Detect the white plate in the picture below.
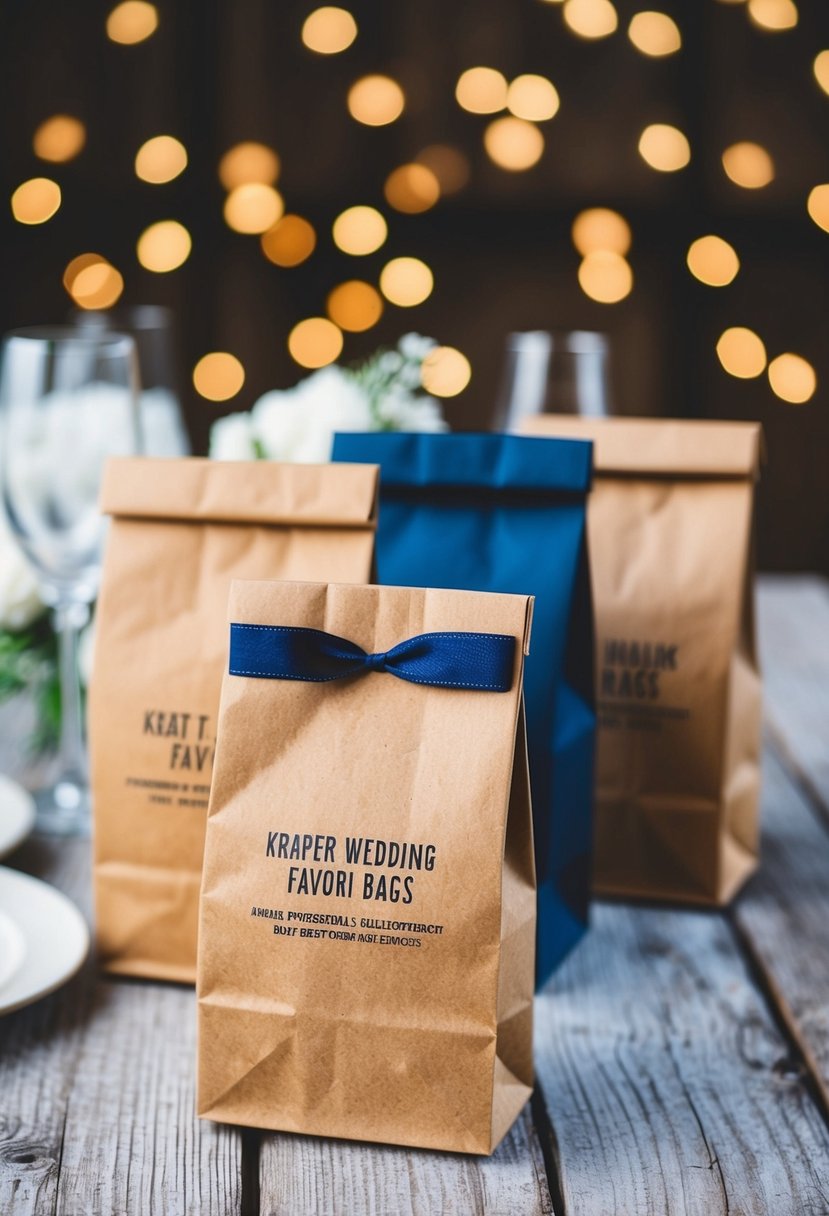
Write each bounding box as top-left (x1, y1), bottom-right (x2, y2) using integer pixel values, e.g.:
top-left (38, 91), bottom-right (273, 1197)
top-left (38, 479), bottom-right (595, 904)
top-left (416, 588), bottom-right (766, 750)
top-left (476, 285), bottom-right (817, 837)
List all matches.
top-left (0, 775), bottom-right (36, 860)
top-left (0, 867), bottom-right (89, 1016)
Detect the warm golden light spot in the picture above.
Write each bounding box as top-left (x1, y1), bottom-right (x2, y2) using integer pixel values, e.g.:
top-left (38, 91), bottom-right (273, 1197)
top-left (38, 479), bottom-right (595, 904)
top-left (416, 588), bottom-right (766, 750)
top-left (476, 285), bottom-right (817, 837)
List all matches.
top-left (421, 346), bottom-right (472, 397)
top-left (722, 141), bottom-right (774, 188)
top-left (384, 164), bottom-right (440, 214)
top-left (193, 353), bottom-right (245, 402)
top-left (224, 184), bottom-right (284, 234)
top-left (577, 252), bottom-right (633, 303)
top-left (136, 220), bottom-right (192, 272)
top-left (33, 115), bottom-right (86, 163)
top-left (332, 205), bottom-right (387, 255)
top-left (135, 135), bottom-right (187, 184)
top-left (814, 51), bottom-right (829, 96)
top-left (288, 318), bottom-right (344, 369)
top-left (455, 67), bottom-right (508, 115)
top-left (506, 75), bottom-right (560, 122)
top-left (301, 6), bottom-right (357, 54)
top-left (379, 257), bottom-right (434, 307)
top-left (768, 353), bottom-right (816, 403)
top-left (484, 117), bottom-right (544, 171)
top-left (571, 208), bottom-right (631, 256)
top-left (106, 1), bottom-right (158, 44)
top-left (347, 75), bottom-right (405, 126)
top-left (415, 145), bottom-right (470, 194)
top-left (11, 178), bottom-right (61, 225)
top-left (218, 142), bottom-right (280, 190)
top-left (638, 124), bottom-right (691, 172)
top-left (65, 256), bottom-right (125, 310)
top-left (563, 0), bottom-right (619, 39)
top-left (63, 253), bottom-right (105, 295)
top-left (261, 215), bottom-right (317, 266)
top-left (747, 0), bottom-right (798, 30)
top-left (716, 327), bottom-right (766, 378)
top-left (326, 280), bottom-right (383, 332)
top-left (628, 11), bottom-right (682, 56)
top-left (807, 184), bottom-right (829, 234)
top-left (686, 235), bottom-right (740, 286)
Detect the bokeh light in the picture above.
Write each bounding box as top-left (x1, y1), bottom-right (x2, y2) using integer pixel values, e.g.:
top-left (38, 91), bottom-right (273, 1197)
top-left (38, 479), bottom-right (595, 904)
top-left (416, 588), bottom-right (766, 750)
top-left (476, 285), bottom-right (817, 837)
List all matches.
top-left (577, 251), bottom-right (633, 303)
top-left (484, 117), bottom-right (545, 171)
top-left (814, 51), bottom-right (829, 96)
top-left (193, 353), bottom-right (245, 401)
top-left (455, 67), bottom-right (508, 115)
top-left (106, 1), bottom-right (158, 44)
top-left (384, 164), bottom-right (440, 213)
top-left (421, 346), bottom-right (472, 397)
top-left (379, 257), bottom-right (434, 307)
top-left (747, 0), bottom-right (798, 30)
top-left (807, 184), bottom-right (829, 234)
top-left (136, 220), bottom-right (192, 272)
top-left (301, 6), bottom-right (357, 54)
top-left (563, 0), bottom-right (619, 39)
top-left (347, 75), bottom-right (405, 126)
top-left (332, 205), bottom-right (387, 255)
top-left (506, 75), bottom-right (560, 122)
top-left (326, 280), bottom-right (383, 332)
top-left (686, 235), bottom-right (740, 286)
top-left (288, 318), bottom-right (344, 368)
top-left (135, 135), bottom-right (188, 184)
top-left (64, 254), bottom-right (125, 310)
top-left (218, 142), bottom-right (280, 190)
top-left (638, 124), bottom-right (691, 172)
top-left (224, 184), bottom-right (284, 233)
top-left (722, 142), bottom-right (774, 188)
top-left (416, 145), bottom-right (471, 194)
top-left (260, 215), bottom-right (317, 266)
top-left (716, 327), bottom-right (766, 378)
top-left (768, 353), bottom-right (816, 403)
top-left (11, 178), bottom-right (61, 225)
top-left (627, 11), bottom-right (682, 56)
top-left (33, 115), bottom-right (86, 163)
top-left (572, 208), bottom-right (632, 256)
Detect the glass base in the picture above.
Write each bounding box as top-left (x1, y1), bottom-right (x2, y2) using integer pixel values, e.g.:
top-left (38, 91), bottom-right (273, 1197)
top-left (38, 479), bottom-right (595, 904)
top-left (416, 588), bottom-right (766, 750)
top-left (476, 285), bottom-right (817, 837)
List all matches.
top-left (34, 778), bottom-right (90, 837)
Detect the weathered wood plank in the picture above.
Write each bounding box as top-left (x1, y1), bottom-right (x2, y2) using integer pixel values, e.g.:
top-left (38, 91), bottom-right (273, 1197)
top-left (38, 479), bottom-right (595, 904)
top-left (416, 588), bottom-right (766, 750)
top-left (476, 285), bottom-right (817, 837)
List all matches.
top-left (258, 1103), bottom-right (552, 1216)
top-left (534, 900), bottom-right (829, 1216)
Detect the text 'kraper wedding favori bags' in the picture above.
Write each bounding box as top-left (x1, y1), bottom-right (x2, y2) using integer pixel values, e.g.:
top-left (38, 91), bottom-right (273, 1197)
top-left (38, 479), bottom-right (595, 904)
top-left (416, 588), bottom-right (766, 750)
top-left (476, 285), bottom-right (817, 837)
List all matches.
top-left (522, 415), bottom-right (762, 904)
top-left (90, 457), bottom-right (377, 982)
top-left (197, 578), bottom-right (535, 1155)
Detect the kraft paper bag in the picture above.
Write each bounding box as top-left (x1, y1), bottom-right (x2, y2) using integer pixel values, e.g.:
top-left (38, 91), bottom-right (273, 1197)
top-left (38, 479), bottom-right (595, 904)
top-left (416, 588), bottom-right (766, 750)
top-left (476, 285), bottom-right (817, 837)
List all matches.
top-left (90, 457), bottom-right (377, 982)
top-left (332, 431), bottom-right (594, 984)
top-left (522, 415), bottom-right (763, 905)
top-left (197, 578), bottom-right (535, 1155)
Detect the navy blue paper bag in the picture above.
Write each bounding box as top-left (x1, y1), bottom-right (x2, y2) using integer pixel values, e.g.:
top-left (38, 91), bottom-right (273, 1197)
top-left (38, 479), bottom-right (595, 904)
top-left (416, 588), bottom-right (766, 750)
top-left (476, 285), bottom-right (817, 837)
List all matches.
top-left (332, 432), bottom-right (595, 983)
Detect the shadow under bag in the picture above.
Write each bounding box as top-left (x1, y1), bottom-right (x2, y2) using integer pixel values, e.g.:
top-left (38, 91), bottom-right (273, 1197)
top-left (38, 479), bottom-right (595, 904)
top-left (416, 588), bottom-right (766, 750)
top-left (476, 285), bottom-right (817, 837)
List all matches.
top-left (332, 432), bottom-right (595, 984)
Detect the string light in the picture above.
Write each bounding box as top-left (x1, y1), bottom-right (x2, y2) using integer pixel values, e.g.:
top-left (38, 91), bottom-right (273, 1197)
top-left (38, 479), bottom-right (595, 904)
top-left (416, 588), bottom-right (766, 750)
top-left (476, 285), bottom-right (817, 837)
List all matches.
top-left (563, 0), bottom-right (619, 40)
top-left (421, 347), bottom-right (472, 397)
top-left (379, 257), bottom-right (434, 307)
top-left (484, 117), bottom-right (544, 171)
top-left (807, 184), bottom-right (829, 234)
top-left (716, 327), bottom-right (766, 378)
top-left (747, 0), bottom-right (798, 30)
top-left (135, 135), bottom-right (187, 184)
top-left (722, 141), bottom-right (774, 188)
top-left (106, 1), bottom-right (158, 44)
top-left (577, 251), bottom-right (633, 303)
top-left (193, 353), bottom-right (245, 401)
top-left (261, 215), bottom-right (317, 266)
top-left (571, 208), bottom-right (631, 256)
top-left (384, 164), bottom-right (440, 213)
top-left (686, 235), bottom-right (740, 286)
top-left (136, 220), bottom-right (192, 272)
top-left (638, 124), bottom-right (690, 171)
top-left (455, 68), bottom-right (508, 115)
top-left (326, 281), bottom-right (383, 331)
top-left (11, 178), bottom-right (61, 225)
top-left (332, 205), bottom-right (387, 255)
top-left (627, 12), bottom-right (682, 56)
top-left (814, 51), bottom-right (829, 95)
top-left (288, 318), bottom-right (344, 368)
top-left (301, 7), bottom-right (357, 54)
top-left (768, 353), bottom-right (816, 403)
top-left (416, 145), bottom-right (471, 195)
top-left (33, 115), bottom-right (86, 163)
top-left (64, 254), bottom-right (125, 310)
top-left (224, 184), bottom-right (283, 234)
top-left (218, 143), bottom-right (280, 190)
top-left (347, 75), bottom-right (405, 126)
top-left (506, 75), bottom-right (560, 122)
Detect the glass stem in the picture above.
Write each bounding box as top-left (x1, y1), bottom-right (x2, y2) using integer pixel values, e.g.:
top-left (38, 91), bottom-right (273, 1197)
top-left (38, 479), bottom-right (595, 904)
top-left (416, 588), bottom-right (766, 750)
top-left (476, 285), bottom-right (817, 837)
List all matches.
top-left (53, 599), bottom-right (90, 784)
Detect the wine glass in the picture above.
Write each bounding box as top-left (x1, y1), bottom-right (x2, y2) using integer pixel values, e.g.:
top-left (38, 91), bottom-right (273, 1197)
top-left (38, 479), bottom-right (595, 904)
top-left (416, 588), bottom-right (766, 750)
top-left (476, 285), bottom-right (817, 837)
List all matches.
top-left (494, 330), bottom-right (614, 430)
top-left (0, 327), bottom-right (140, 834)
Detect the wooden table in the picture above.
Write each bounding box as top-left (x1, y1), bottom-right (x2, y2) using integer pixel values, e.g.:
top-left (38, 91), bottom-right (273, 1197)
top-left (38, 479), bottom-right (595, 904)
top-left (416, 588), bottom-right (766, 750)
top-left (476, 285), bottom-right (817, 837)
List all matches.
top-left (2, 576), bottom-right (829, 1215)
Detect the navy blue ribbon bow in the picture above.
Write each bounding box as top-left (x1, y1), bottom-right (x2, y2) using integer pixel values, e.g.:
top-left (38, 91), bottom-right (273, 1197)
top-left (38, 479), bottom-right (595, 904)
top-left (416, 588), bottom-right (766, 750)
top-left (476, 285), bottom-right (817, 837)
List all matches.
top-left (229, 624), bottom-right (515, 692)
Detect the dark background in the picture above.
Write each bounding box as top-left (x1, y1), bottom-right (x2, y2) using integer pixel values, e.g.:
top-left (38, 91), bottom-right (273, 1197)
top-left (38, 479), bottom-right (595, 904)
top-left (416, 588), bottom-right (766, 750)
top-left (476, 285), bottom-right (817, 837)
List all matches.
top-left (2, 0), bottom-right (828, 570)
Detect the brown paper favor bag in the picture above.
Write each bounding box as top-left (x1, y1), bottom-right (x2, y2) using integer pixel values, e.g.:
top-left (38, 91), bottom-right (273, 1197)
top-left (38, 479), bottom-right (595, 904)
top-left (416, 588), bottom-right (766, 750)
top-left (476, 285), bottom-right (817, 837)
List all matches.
top-left (90, 457), bottom-right (377, 982)
top-left (197, 578), bottom-right (535, 1155)
top-left (521, 416), bottom-right (762, 905)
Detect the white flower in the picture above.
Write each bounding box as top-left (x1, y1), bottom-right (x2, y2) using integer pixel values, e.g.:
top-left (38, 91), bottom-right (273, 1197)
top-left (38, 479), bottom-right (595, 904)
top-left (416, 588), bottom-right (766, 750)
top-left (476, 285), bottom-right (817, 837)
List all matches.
top-left (252, 366), bottom-right (373, 463)
top-left (398, 333), bottom-right (436, 362)
top-left (0, 514), bottom-right (44, 632)
top-left (208, 412), bottom-right (258, 461)
top-left (375, 385), bottom-right (448, 433)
